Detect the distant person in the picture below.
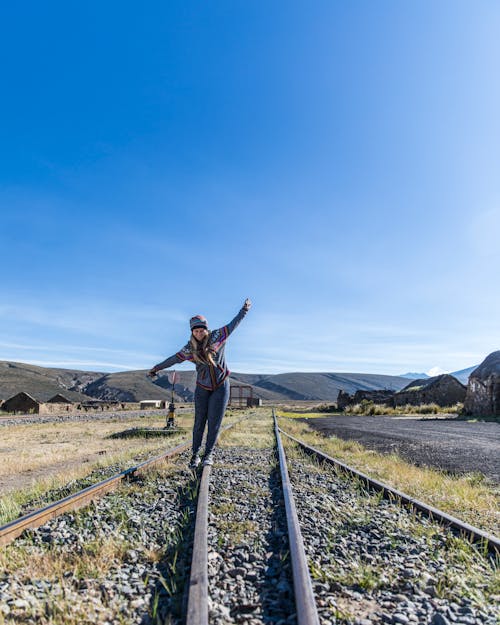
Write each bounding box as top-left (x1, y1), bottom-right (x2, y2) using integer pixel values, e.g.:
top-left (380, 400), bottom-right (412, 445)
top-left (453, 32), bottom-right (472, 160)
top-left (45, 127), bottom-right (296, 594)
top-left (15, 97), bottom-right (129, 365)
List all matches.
top-left (147, 298), bottom-right (252, 468)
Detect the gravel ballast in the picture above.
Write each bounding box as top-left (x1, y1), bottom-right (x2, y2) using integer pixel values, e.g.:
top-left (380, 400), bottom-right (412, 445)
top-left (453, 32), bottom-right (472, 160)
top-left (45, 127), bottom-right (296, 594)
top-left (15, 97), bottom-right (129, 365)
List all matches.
top-left (286, 445), bottom-right (498, 625)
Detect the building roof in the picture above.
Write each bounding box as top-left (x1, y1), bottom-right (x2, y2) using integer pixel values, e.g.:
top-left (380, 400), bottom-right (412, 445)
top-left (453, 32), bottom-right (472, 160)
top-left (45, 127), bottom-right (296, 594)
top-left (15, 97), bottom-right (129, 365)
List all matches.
top-left (47, 394), bottom-right (73, 403)
top-left (399, 374), bottom-right (466, 393)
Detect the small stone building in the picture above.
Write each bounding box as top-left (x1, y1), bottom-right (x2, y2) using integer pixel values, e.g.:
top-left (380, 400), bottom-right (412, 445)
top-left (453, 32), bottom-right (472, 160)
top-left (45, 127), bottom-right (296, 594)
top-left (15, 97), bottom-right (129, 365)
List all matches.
top-left (2, 392), bottom-right (41, 414)
top-left (140, 400), bottom-right (167, 410)
top-left (463, 350), bottom-right (500, 417)
top-left (39, 394), bottom-right (74, 414)
top-left (336, 390), bottom-right (352, 410)
top-left (1, 392), bottom-right (75, 414)
top-left (77, 400), bottom-right (124, 412)
top-left (394, 374), bottom-right (466, 407)
top-left (353, 389), bottom-right (395, 405)
top-left (336, 389), bottom-right (395, 409)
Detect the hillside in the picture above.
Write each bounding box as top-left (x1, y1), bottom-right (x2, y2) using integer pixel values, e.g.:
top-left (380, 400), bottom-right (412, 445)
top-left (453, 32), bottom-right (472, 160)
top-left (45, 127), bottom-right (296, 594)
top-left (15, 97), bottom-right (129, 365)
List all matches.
top-left (1, 360), bottom-right (411, 403)
top-left (0, 361), bottom-right (100, 402)
top-left (450, 366), bottom-right (477, 385)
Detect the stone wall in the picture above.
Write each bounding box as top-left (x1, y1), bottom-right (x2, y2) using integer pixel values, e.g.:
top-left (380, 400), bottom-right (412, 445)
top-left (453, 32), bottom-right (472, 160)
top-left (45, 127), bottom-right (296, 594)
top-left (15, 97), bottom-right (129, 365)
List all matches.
top-left (336, 389), bottom-right (395, 409)
top-left (394, 375), bottom-right (466, 407)
top-left (463, 351), bottom-right (500, 416)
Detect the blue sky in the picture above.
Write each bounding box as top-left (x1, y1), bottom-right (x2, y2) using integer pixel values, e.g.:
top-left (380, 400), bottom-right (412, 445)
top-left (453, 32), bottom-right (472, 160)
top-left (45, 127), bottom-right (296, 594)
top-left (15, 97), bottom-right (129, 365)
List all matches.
top-left (1, 1), bottom-right (499, 376)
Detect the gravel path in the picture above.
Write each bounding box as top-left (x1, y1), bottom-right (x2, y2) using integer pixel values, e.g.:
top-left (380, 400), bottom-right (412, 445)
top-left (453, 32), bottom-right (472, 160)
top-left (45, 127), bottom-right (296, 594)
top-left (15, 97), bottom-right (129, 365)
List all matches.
top-left (207, 447), bottom-right (295, 625)
top-left (1, 443), bottom-right (498, 625)
top-left (304, 416), bottom-right (500, 483)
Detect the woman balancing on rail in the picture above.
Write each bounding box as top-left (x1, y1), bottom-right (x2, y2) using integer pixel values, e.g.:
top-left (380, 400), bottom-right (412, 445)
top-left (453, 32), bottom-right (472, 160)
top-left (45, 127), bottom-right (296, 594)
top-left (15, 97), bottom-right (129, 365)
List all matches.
top-left (147, 298), bottom-right (252, 468)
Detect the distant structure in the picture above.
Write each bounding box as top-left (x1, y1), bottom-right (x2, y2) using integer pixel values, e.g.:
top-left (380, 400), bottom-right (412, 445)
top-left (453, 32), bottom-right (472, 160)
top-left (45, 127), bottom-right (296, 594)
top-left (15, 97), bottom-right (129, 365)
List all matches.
top-left (337, 375), bottom-right (466, 409)
top-left (464, 350), bottom-right (500, 416)
top-left (229, 384), bottom-right (262, 408)
top-left (394, 374), bottom-right (466, 407)
top-left (1, 392), bottom-right (74, 414)
top-left (0, 392), bottom-right (132, 415)
top-left (48, 394), bottom-right (74, 409)
top-left (337, 389), bottom-right (395, 409)
top-left (139, 400), bottom-right (167, 410)
top-left (77, 399), bottom-right (126, 412)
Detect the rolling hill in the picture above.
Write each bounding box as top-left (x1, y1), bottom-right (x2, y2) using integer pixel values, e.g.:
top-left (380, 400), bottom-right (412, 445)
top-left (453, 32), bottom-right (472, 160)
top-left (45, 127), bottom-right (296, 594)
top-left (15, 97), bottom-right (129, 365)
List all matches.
top-left (0, 361), bottom-right (100, 402)
top-left (0, 360), bottom-right (413, 404)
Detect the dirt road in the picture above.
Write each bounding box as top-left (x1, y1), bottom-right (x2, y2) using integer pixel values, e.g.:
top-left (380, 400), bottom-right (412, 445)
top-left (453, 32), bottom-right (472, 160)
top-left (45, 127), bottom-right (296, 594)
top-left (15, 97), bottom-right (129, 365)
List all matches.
top-left (303, 415), bottom-right (500, 483)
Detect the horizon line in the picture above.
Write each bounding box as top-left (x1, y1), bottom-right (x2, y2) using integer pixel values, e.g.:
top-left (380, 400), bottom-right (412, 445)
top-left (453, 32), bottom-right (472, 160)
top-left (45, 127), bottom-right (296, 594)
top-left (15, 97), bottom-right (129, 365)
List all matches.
top-left (0, 357), bottom-right (476, 378)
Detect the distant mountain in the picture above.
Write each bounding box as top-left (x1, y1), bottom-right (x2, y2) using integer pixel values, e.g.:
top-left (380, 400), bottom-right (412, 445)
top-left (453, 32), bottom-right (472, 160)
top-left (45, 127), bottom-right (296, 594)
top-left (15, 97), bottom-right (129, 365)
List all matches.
top-left (0, 360), bottom-right (411, 403)
top-left (400, 372), bottom-right (430, 380)
top-left (400, 366), bottom-right (479, 385)
top-left (450, 365), bottom-right (478, 385)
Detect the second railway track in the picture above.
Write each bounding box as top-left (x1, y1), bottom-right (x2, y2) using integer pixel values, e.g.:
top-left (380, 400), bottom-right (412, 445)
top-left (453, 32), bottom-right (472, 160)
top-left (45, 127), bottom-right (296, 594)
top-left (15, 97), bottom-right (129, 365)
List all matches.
top-left (0, 409), bottom-right (498, 625)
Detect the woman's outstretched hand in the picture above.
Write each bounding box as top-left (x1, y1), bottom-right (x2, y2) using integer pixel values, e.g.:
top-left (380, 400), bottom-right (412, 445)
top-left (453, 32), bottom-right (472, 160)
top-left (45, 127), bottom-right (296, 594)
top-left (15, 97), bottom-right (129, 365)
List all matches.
top-left (147, 368), bottom-right (158, 379)
top-left (243, 298), bottom-right (252, 311)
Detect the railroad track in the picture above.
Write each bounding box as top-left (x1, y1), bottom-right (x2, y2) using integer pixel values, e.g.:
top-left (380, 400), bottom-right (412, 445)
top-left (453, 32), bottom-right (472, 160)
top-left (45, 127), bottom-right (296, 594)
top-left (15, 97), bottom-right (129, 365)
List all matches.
top-left (185, 411), bottom-right (320, 625)
top-left (277, 427), bottom-right (500, 555)
top-left (185, 412), bottom-right (499, 624)
top-left (0, 440), bottom-right (192, 546)
top-left (1, 410), bottom-right (497, 624)
top-left (0, 417), bottom-right (246, 547)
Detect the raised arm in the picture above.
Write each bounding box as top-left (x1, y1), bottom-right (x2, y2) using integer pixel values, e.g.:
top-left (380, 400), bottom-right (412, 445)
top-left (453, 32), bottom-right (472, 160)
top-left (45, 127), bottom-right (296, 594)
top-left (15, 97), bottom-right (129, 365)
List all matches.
top-left (226, 298), bottom-right (252, 335)
top-left (210, 299), bottom-right (252, 350)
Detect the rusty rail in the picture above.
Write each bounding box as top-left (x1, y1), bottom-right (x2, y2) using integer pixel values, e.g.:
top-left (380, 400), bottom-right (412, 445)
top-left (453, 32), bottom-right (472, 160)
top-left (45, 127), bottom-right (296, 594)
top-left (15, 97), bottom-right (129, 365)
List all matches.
top-left (278, 425), bottom-right (500, 554)
top-left (273, 410), bottom-right (320, 625)
top-left (0, 441), bottom-right (191, 547)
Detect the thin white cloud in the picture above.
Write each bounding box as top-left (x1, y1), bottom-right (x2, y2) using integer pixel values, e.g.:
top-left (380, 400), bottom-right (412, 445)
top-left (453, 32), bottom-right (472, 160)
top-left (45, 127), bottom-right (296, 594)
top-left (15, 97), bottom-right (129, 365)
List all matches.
top-left (22, 359), bottom-right (139, 371)
top-left (0, 340), bottom-right (159, 360)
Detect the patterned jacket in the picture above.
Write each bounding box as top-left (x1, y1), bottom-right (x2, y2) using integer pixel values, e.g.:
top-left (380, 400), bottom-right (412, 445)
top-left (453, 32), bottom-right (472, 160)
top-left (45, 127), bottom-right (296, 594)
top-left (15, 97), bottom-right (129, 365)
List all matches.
top-left (153, 306), bottom-right (249, 390)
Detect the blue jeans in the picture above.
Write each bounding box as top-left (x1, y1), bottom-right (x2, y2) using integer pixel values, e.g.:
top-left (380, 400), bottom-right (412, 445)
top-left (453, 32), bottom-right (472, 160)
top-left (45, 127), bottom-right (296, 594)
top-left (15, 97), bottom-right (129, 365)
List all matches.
top-left (193, 379), bottom-right (230, 456)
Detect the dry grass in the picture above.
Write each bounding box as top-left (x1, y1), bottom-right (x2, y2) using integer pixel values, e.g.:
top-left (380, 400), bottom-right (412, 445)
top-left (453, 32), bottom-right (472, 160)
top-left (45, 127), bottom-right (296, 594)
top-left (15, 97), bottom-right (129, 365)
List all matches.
top-left (0, 414), bottom-right (192, 478)
top-left (278, 415), bottom-right (500, 536)
top-left (218, 408), bottom-right (275, 448)
top-left (343, 401), bottom-right (463, 416)
top-left (0, 533), bottom-right (130, 580)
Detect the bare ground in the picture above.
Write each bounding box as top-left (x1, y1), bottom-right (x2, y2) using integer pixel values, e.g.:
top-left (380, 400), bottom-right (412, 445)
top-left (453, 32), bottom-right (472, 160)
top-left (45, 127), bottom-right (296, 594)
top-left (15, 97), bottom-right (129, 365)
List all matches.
top-left (0, 451), bottom-right (112, 495)
top-left (303, 415), bottom-right (500, 483)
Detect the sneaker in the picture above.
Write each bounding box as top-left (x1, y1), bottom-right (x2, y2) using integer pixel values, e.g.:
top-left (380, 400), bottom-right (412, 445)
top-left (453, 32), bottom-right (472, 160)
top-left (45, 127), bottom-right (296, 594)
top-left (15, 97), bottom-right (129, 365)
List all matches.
top-left (203, 452), bottom-right (214, 466)
top-left (189, 454), bottom-right (201, 469)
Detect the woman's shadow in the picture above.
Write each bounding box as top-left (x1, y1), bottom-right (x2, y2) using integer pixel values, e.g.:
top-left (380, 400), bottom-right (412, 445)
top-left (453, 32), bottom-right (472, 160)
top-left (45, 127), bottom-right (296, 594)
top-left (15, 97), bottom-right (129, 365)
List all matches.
top-left (142, 471), bottom-right (199, 625)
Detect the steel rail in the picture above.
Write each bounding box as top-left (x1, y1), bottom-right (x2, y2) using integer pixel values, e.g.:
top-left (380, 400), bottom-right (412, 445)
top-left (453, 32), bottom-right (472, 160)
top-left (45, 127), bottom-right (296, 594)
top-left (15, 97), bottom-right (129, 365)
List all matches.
top-left (186, 464), bottom-right (211, 625)
top-left (0, 440), bottom-right (191, 547)
top-left (279, 426), bottom-right (500, 554)
top-left (273, 410), bottom-right (320, 625)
